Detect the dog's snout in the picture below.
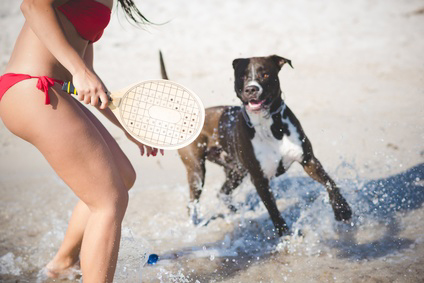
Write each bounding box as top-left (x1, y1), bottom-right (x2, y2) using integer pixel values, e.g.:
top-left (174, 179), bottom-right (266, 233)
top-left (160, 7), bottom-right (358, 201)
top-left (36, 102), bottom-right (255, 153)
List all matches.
top-left (244, 85), bottom-right (259, 95)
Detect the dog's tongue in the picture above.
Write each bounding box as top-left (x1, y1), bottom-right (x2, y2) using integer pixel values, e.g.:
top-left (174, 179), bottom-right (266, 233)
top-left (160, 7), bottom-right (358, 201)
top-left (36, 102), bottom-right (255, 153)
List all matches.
top-left (247, 100), bottom-right (264, 111)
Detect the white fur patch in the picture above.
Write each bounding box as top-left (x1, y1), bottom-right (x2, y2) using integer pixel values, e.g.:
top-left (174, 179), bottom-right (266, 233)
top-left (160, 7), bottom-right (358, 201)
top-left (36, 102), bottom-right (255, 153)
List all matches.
top-left (248, 107), bottom-right (304, 179)
top-left (247, 64), bottom-right (263, 95)
top-left (246, 80), bottom-right (263, 95)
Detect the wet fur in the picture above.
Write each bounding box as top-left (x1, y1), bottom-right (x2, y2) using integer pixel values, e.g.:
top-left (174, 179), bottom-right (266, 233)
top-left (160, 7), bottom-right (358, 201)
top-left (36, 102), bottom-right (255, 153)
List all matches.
top-left (162, 52), bottom-right (352, 236)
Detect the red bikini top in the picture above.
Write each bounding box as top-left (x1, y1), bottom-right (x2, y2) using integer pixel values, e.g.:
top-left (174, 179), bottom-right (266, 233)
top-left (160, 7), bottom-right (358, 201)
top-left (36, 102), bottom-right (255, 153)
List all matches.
top-left (57, 0), bottom-right (111, 43)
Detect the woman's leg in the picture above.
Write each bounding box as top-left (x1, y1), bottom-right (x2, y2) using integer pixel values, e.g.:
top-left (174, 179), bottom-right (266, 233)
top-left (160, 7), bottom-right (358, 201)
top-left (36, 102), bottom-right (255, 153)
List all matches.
top-left (46, 102), bottom-right (137, 276)
top-left (46, 200), bottom-right (88, 276)
top-left (0, 80), bottom-right (130, 282)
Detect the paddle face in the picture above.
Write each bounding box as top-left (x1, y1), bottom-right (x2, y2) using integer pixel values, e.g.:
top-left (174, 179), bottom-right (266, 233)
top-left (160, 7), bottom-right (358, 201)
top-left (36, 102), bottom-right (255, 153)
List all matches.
top-left (113, 80), bottom-right (205, 150)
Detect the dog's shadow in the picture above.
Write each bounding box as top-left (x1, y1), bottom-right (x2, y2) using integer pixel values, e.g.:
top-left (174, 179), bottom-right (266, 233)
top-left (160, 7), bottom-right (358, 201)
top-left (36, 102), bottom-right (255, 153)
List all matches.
top-left (155, 162), bottom-right (424, 281)
top-left (325, 162), bottom-right (424, 260)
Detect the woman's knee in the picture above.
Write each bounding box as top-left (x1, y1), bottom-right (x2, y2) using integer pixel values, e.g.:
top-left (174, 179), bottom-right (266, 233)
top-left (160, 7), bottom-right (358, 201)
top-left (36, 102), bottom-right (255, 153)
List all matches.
top-left (93, 189), bottom-right (129, 221)
top-left (102, 157), bottom-right (135, 191)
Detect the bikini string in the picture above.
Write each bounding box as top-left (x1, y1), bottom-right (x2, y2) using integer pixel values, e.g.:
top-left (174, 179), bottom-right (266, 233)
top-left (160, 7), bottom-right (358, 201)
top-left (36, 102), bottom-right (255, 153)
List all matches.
top-left (35, 76), bottom-right (64, 105)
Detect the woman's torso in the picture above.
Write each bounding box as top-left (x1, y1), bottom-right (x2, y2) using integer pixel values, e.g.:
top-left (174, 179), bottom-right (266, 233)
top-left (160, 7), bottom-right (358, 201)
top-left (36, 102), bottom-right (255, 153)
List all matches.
top-left (4, 0), bottom-right (113, 81)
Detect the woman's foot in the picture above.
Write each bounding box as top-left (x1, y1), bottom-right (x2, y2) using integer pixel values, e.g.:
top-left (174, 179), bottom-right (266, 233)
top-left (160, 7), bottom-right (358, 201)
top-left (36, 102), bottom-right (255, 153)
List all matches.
top-left (45, 257), bottom-right (81, 279)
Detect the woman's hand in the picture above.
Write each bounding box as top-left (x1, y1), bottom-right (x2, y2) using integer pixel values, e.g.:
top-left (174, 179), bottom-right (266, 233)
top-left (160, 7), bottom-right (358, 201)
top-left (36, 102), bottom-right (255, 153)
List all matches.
top-left (72, 69), bottom-right (109, 109)
top-left (125, 132), bottom-right (164, 157)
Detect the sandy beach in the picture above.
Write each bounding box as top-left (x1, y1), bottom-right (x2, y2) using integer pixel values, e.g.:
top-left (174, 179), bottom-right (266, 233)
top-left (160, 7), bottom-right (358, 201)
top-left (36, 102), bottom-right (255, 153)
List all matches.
top-left (1, 0), bottom-right (424, 282)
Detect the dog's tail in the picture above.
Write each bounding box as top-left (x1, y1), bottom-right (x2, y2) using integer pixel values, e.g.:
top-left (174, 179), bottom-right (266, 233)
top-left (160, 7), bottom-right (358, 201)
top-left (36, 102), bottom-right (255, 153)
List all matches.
top-left (159, 50), bottom-right (169, 80)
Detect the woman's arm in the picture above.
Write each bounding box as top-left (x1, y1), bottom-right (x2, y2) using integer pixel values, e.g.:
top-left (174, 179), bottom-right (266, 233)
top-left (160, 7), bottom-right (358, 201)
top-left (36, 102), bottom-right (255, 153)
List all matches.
top-left (83, 44), bottom-right (162, 156)
top-left (20, 0), bottom-right (108, 108)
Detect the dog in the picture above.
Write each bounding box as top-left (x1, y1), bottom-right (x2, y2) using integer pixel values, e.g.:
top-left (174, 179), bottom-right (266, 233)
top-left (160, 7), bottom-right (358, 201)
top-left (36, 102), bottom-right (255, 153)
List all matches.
top-left (162, 53), bottom-right (352, 236)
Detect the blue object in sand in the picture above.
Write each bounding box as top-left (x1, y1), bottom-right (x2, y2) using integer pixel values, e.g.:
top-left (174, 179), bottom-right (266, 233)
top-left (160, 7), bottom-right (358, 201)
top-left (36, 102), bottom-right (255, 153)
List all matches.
top-left (147, 254), bottom-right (159, 265)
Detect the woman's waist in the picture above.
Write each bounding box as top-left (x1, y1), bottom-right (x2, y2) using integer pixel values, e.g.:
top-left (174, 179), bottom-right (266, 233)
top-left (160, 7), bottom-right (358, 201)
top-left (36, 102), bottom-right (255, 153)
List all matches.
top-left (5, 55), bottom-right (73, 82)
top-left (4, 65), bottom-right (72, 83)
top-left (3, 23), bottom-right (85, 82)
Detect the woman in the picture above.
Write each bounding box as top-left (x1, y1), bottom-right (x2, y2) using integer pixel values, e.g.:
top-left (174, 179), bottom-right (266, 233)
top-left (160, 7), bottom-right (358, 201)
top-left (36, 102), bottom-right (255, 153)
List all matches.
top-left (0, 0), bottom-right (160, 281)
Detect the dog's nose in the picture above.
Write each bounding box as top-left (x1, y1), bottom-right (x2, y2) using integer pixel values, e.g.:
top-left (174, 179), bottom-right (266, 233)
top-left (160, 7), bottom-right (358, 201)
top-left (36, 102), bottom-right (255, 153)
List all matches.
top-left (244, 85), bottom-right (259, 95)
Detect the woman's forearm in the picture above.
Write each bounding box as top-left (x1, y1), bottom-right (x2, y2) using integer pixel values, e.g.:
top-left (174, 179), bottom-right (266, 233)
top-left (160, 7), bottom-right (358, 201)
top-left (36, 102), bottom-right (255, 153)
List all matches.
top-left (82, 44), bottom-right (124, 130)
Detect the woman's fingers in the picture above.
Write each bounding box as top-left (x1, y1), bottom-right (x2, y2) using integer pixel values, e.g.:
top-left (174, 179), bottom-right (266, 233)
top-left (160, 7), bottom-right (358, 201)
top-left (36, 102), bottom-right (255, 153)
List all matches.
top-left (77, 92), bottom-right (85, 101)
top-left (90, 94), bottom-right (99, 106)
top-left (124, 128), bottom-right (164, 157)
top-left (72, 72), bottom-right (108, 108)
top-left (83, 93), bottom-right (91, 104)
top-left (99, 91), bottom-right (109, 109)
top-left (75, 88), bottom-right (108, 108)
top-left (145, 147), bottom-right (163, 157)
top-left (145, 146), bottom-right (153, 157)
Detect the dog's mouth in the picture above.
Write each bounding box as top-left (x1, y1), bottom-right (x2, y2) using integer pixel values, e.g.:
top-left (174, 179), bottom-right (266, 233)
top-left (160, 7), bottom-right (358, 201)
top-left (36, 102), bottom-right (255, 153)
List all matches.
top-left (246, 99), bottom-right (266, 112)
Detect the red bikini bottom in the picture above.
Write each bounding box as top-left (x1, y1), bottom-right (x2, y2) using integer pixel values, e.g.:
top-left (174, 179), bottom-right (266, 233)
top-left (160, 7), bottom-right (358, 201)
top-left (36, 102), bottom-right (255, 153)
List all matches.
top-left (0, 73), bottom-right (64, 105)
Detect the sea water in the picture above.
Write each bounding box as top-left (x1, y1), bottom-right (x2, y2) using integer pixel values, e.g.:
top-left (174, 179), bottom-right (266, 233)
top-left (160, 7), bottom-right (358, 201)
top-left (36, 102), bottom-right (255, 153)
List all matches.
top-left (113, 162), bottom-right (424, 282)
top-left (1, 162), bottom-right (423, 282)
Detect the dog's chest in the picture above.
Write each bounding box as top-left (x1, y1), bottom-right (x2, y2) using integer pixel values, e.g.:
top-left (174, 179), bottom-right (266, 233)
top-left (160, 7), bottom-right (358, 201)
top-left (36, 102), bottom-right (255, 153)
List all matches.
top-left (249, 113), bottom-right (304, 178)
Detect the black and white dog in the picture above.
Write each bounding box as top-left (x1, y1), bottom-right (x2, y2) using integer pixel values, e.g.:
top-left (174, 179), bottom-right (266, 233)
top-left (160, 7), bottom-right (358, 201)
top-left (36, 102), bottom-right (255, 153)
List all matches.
top-left (175, 55), bottom-right (352, 236)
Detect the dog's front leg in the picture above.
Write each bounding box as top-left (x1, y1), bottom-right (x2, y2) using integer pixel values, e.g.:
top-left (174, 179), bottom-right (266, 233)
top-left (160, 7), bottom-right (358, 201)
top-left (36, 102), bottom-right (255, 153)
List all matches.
top-left (250, 173), bottom-right (289, 236)
top-left (302, 157), bottom-right (352, 222)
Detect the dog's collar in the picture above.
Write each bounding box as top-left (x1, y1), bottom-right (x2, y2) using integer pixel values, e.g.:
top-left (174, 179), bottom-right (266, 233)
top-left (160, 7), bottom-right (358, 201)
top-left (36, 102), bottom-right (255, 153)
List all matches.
top-left (241, 106), bottom-right (254, 128)
top-left (241, 101), bottom-right (285, 128)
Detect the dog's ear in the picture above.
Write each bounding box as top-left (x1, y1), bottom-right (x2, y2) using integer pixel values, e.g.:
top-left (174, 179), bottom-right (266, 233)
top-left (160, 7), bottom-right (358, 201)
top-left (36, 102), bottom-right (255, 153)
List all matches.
top-left (232, 58), bottom-right (248, 70)
top-left (271, 55), bottom-right (293, 70)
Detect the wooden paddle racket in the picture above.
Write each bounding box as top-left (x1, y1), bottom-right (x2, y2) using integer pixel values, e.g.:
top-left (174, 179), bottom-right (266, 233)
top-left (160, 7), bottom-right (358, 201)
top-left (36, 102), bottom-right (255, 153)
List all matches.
top-left (63, 80), bottom-right (205, 150)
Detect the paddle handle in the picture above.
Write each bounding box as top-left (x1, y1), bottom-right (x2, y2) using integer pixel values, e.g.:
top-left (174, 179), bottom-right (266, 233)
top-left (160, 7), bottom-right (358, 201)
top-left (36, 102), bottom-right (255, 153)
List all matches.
top-left (62, 82), bottom-right (112, 102)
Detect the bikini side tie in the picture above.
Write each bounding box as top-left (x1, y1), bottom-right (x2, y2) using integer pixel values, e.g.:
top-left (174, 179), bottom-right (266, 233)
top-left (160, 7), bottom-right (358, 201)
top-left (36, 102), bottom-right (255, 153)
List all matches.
top-left (35, 76), bottom-right (64, 105)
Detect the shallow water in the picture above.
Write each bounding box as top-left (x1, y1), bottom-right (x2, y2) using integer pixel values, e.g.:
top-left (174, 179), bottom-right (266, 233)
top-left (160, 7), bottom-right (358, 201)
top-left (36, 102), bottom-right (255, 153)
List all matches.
top-left (1, 162), bottom-right (423, 282)
top-left (1, 0), bottom-right (424, 281)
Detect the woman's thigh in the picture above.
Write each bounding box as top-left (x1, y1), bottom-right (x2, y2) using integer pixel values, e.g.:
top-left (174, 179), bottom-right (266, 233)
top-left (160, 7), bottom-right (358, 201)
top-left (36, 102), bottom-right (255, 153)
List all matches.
top-left (0, 79), bottom-right (127, 210)
top-left (73, 102), bottom-right (136, 190)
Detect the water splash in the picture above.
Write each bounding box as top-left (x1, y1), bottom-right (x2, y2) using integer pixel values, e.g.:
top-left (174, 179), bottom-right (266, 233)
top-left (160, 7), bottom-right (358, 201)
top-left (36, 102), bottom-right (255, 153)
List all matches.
top-left (140, 162), bottom-right (424, 272)
top-left (114, 227), bottom-right (152, 282)
top-left (0, 252), bottom-right (26, 276)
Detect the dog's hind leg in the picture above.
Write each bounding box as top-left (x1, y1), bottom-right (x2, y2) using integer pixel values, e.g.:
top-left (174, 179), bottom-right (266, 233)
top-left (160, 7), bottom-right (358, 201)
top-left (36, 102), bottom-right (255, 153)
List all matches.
top-left (218, 167), bottom-right (247, 212)
top-left (178, 144), bottom-right (207, 225)
top-left (302, 157), bottom-right (352, 222)
top-left (186, 169), bottom-right (204, 225)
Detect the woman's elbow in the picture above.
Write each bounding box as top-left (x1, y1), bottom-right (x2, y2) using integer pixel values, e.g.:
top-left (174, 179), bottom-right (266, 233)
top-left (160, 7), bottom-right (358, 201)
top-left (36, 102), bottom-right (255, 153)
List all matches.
top-left (20, 0), bottom-right (43, 17)
top-left (20, 0), bottom-right (31, 14)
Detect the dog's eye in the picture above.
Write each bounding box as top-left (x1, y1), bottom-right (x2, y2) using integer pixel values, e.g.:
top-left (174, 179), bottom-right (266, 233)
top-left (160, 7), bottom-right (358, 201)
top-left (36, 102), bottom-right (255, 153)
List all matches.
top-left (263, 73), bottom-right (269, 79)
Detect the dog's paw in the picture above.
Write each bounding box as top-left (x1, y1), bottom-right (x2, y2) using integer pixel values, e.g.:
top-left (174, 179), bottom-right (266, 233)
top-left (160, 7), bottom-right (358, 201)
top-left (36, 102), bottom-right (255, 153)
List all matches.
top-left (217, 193), bottom-right (238, 213)
top-left (227, 204), bottom-right (238, 213)
top-left (190, 214), bottom-right (201, 226)
top-left (274, 222), bottom-right (290, 237)
top-left (187, 201), bottom-right (201, 225)
top-left (332, 195), bottom-right (353, 222)
top-left (277, 228), bottom-right (304, 253)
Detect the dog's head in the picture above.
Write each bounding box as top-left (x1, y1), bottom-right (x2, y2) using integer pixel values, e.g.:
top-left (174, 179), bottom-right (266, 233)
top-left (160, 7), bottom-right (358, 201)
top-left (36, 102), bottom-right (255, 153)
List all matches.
top-left (232, 55), bottom-right (292, 112)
